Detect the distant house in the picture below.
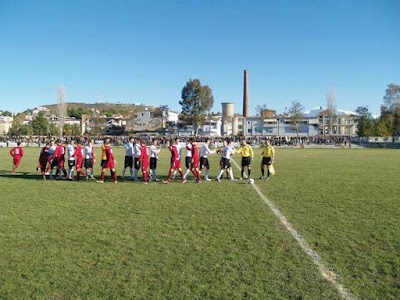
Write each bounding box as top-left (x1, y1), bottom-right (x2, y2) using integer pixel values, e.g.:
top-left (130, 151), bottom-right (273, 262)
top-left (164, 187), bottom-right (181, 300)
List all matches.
top-left (0, 115), bottom-right (13, 135)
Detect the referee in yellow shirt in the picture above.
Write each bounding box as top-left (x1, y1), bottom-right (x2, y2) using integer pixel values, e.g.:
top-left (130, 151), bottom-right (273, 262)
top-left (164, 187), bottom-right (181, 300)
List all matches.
top-left (260, 139), bottom-right (275, 180)
top-left (236, 139), bottom-right (254, 182)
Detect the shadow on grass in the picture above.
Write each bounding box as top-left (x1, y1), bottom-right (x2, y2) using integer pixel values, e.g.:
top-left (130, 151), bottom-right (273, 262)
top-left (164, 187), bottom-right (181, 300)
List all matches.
top-left (0, 169), bottom-right (173, 183)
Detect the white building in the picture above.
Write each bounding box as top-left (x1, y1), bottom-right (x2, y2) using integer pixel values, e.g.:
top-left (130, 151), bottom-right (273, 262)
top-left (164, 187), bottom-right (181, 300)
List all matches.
top-left (0, 116), bottom-right (13, 134)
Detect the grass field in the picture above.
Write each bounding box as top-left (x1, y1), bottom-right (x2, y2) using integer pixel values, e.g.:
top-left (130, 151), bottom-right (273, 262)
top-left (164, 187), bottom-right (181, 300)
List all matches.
top-left (0, 146), bottom-right (399, 299)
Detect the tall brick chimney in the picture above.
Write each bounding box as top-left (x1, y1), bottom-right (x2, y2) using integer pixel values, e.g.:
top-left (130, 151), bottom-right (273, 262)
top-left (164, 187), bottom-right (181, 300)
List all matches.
top-left (243, 69), bottom-right (249, 117)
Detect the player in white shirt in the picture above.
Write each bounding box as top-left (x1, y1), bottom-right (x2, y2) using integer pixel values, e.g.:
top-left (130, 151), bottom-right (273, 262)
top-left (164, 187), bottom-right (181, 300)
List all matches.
top-left (216, 139), bottom-right (236, 182)
top-left (149, 139), bottom-right (161, 181)
top-left (171, 139), bottom-right (183, 180)
top-left (183, 141), bottom-right (192, 180)
top-left (199, 138), bottom-right (216, 181)
top-left (84, 140), bottom-right (96, 180)
top-left (67, 140), bottom-right (75, 180)
top-left (122, 137), bottom-right (134, 180)
top-left (47, 140), bottom-right (57, 179)
top-left (133, 138), bottom-right (142, 181)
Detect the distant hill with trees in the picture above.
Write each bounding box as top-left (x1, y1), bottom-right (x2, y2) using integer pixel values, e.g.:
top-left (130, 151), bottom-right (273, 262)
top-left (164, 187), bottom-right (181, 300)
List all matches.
top-left (25, 102), bottom-right (146, 119)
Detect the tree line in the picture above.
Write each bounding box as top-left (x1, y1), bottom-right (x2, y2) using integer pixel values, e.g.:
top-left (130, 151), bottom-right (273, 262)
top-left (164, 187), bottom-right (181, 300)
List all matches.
top-left (355, 84), bottom-right (400, 137)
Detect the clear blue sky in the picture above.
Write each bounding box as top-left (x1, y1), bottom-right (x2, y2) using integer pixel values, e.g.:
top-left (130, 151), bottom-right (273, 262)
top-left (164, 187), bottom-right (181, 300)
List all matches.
top-left (1, 0), bottom-right (399, 116)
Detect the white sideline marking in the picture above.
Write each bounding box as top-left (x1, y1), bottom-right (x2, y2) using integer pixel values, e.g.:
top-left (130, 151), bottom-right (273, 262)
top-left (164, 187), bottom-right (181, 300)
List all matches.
top-left (231, 159), bottom-right (354, 300)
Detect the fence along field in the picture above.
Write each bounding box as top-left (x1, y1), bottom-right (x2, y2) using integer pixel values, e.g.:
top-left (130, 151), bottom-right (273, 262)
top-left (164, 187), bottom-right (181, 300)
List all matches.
top-left (0, 147), bottom-right (398, 299)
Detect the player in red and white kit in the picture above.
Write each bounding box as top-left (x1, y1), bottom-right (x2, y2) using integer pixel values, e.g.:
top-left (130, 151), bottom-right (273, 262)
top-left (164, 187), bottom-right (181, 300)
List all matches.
top-left (53, 139), bottom-right (67, 179)
top-left (189, 138), bottom-right (202, 184)
top-left (138, 139), bottom-right (150, 184)
top-left (38, 142), bottom-right (50, 180)
top-left (163, 138), bottom-right (185, 184)
top-left (97, 138), bottom-right (117, 183)
top-left (9, 142), bottom-right (24, 174)
top-left (72, 141), bottom-right (87, 181)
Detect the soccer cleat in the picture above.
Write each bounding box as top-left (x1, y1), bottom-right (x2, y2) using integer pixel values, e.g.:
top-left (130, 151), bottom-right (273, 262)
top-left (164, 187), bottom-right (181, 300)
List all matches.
top-left (259, 176), bottom-right (265, 179)
top-left (217, 177), bottom-right (221, 182)
top-left (143, 181), bottom-right (148, 184)
top-left (181, 180), bottom-right (187, 184)
top-left (205, 177), bottom-right (212, 181)
top-left (265, 177), bottom-right (270, 181)
top-left (163, 180), bottom-right (169, 184)
top-left (90, 176), bottom-right (95, 180)
top-left (238, 177), bottom-right (243, 180)
top-left (114, 181), bottom-right (118, 184)
top-left (96, 180), bottom-right (104, 183)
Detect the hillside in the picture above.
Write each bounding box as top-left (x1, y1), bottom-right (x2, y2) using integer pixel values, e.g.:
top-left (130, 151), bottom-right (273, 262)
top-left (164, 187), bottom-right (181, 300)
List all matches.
top-left (26, 102), bottom-right (147, 118)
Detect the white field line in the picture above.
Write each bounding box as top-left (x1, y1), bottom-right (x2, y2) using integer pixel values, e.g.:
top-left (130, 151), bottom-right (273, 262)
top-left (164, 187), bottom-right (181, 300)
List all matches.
top-left (231, 159), bottom-right (354, 300)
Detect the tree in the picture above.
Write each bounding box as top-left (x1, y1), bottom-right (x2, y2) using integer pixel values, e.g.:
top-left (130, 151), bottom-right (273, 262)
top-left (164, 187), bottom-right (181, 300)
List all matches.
top-left (63, 124), bottom-right (81, 136)
top-left (255, 104), bottom-right (268, 116)
top-left (1, 111), bottom-right (13, 117)
top-left (31, 111), bottom-right (51, 135)
top-left (68, 107), bottom-right (90, 119)
top-left (19, 124), bottom-right (34, 136)
top-left (9, 115), bottom-right (23, 135)
top-left (288, 100), bottom-right (305, 141)
top-left (326, 88), bottom-right (337, 135)
top-left (179, 79), bottom-right (214, 135)
top-left (57, 85), bottom-right (67, 137)
top-left (355, 106), bottom-right (375, 137)
top-left (381, 83), bottom-right (400, 137)
top-left (383, 83), bottom-right (400, 111)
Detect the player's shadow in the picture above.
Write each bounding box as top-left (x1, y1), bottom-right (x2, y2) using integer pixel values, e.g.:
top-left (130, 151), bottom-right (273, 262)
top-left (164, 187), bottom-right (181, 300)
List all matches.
top-left (0, 170), bottom-right (171, 182)
top-left (0, 170), bottom-right (46, 180)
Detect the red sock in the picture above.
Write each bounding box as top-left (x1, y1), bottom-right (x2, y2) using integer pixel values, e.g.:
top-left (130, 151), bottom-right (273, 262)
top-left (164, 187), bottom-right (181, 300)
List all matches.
top-left (143, 172), bottom-right (147, 182)
top-left (100, 171), bottom-right (105, 181)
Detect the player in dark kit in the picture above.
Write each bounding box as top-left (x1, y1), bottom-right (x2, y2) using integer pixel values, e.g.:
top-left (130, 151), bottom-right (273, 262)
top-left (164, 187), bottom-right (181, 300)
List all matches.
top-left (38, 142), bottom-right (50, 180)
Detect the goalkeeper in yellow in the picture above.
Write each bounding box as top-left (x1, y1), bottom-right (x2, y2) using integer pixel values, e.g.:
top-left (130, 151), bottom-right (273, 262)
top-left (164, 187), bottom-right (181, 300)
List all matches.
top-left (260, 139), bottom-right (275, 180)
top-left (236, 139), bottom-right (254, 182)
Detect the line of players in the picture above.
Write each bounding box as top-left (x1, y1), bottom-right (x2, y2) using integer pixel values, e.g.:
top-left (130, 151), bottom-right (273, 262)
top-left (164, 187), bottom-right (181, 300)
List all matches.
top-left (120, 136), bottom-right (275, 184)
top-left (28, 136), bottom-right (275, 183)
top-left (37, 138), bottom-right (97, 181)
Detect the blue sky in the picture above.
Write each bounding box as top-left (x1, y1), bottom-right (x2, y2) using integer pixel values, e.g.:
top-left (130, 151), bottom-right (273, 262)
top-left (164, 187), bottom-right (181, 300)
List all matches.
top-left (1, 0), bottom-right (399, 116)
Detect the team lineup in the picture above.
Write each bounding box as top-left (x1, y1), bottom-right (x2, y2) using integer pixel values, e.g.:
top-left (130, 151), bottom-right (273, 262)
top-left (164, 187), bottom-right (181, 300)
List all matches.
top-left (9, 137), bottom-right (276, 184)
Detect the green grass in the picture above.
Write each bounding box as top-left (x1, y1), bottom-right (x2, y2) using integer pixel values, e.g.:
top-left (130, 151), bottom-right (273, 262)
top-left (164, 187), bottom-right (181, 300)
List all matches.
top-left (0, 147), bottom-right (399, 299)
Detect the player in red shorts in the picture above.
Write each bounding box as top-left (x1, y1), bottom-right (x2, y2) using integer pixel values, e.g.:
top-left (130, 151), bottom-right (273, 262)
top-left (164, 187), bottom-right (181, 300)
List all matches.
top-left (72, 141), bottom-right (87, 181)
top-left (9, 142), bottom-right (24, 174)
top-left (97, 138), bottom-right (117, 183)
top-left (189, 138), bottom-right (202, 183)
top-left (138, 139), bottom-right (150, 184)
top-left (53, 139), bottom-right (68, 178)
top-left (38, 142), bottom-right (50, 180)
top-left (163, 138), bottom-right (185, 184)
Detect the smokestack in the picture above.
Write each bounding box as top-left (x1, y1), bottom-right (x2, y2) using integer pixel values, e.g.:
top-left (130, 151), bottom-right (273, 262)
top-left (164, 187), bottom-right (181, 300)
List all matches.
top-left (243, 69), bottom-right (249, 117)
